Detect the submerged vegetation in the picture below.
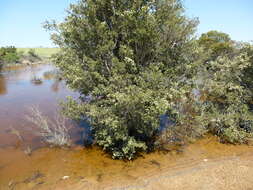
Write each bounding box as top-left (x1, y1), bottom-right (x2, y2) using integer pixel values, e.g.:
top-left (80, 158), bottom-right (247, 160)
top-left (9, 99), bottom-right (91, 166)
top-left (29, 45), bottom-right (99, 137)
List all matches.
top-left (30, 76), bottom-right (43, 85)
top-left (26, 106), bottom-right (71, 147)
top-left (44, 0), bottom-right (253, 159)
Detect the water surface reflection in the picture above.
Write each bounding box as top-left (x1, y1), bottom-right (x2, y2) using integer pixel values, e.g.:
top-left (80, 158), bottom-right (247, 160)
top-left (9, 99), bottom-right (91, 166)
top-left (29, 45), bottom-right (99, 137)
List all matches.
top-left (0, 64), bottom-right (80, 148)
top-left (0, 74), bottom-right (7, 95)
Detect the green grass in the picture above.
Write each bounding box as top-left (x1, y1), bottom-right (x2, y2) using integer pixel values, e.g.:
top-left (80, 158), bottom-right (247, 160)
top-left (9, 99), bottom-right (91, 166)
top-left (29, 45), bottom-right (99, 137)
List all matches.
top-left (17, 48), bottom-right (60, 58)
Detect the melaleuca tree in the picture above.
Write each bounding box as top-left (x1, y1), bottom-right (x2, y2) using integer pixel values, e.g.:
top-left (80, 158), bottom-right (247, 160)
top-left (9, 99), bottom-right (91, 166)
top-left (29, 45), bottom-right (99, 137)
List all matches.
top-left (196, 54), bottom-right (253, 144)
top-left (45, 0), bottom-right (198, 159)
top-left (194, 32), bottom-right (253, 144)
top-left (236, 43), bottom-right (253, 114)
top-left (198, 30), bottom-right (235, 60)
top-left (156, 47), bottom-right (253, 146)
top-left (240, 43), bottom-right (253, 91)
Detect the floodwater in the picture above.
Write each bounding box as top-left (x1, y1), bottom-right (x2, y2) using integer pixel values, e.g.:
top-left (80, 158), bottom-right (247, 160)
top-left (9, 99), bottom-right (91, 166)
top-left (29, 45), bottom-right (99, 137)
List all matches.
top-left (0, 64), bottom-right (80, 149)
top-left (1, 64), bottom-right (253, 190)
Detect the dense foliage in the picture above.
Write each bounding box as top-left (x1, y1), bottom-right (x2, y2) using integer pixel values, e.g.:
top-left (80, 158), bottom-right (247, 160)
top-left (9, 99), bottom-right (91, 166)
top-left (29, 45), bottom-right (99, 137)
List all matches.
top-left (198, 30), bottom-right (235, 59)
top-left (0, 46), bottom-right (20, 67)
top-left (240, 44), bottom-right (253, 93)
top-left (46, 0), bottom-right (253, 159)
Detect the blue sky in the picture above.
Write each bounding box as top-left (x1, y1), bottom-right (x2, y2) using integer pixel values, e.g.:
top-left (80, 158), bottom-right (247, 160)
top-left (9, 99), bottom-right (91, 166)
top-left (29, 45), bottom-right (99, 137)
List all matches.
top-left (0, 0), bottom-right (252, 47)
top-left (184, 0), bottom-right (253, 42)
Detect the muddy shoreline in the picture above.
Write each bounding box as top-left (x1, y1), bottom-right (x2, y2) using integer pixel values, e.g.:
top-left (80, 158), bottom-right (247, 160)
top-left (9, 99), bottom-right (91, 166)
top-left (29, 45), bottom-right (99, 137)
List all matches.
top-left (1, 59), bottom-right (49, 70)
top-left (1, 137), bottom-right (253, 190)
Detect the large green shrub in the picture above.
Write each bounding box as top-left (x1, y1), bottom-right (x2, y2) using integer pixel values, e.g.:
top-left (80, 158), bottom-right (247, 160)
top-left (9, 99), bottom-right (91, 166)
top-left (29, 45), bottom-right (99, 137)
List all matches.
top-left (197, 55), bottom-right (253, 143)
top-left (156, 50), bottom-right (253, 146)
top-left (46, 0), bottom-right (198, 159)
top-left (46, 0), bottom-right (253, 159)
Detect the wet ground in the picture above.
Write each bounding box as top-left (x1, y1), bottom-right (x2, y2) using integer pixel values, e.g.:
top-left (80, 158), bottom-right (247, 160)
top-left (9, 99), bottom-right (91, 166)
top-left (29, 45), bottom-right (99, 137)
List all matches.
top-left (1, 65), bottom-right (253, 190)
top-left (1, 137), bottom-right (253, 190)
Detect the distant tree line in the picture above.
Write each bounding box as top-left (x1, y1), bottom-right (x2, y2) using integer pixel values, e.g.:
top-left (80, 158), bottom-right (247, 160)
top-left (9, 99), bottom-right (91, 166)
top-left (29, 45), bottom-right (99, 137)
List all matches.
top-left (0, 46), bottom-right (41, 70)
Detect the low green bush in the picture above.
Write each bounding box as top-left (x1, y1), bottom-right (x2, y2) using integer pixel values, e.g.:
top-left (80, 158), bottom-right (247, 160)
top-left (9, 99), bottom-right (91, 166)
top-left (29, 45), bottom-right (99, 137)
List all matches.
top-left (25, 49), bottom-right (42, 62)
top-left (0, 46), bottom-right (20, 64)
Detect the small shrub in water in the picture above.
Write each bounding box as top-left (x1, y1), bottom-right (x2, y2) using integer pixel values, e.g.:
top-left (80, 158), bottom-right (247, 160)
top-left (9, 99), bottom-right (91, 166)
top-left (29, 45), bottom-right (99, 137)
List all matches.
top-left (31, 76), bottom-right (43, 85)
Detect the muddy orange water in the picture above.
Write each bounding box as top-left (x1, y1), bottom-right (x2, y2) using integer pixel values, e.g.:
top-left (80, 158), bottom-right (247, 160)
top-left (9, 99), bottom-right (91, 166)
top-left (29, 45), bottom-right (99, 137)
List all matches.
top-left (1, 65), bottom-right (253, 190)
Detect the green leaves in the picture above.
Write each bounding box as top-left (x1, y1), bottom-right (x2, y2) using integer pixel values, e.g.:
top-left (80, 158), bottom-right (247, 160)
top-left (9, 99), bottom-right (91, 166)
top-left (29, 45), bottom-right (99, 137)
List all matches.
top-left (198, 30), bottom-right (235, 60)
top-left (0, 46), bottom-right (20, 64)
top-left (191, 52), bottom-right (253, 144)
top-left (47, 0), bottom-right (253, 159)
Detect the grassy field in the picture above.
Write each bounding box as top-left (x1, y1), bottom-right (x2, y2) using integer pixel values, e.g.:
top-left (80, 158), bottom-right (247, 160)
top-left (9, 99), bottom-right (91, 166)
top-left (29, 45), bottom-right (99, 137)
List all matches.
top-left (17, 48), bottom-right (60, 58)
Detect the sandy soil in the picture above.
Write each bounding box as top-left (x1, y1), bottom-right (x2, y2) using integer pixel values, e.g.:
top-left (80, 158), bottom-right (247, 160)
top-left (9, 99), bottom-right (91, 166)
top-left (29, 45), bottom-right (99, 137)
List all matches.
top-left (42, 152), bottom-right (253, 190)
top-left (112, 155), bottom-right (253, 190)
